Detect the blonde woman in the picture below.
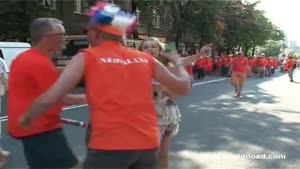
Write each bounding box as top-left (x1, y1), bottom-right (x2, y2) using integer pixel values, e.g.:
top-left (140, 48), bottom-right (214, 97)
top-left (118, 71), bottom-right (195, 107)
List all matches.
top-left (139, 37), bottom-right (211, 169)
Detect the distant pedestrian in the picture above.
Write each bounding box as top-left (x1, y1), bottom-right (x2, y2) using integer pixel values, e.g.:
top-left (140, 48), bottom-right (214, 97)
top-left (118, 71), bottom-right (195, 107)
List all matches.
top-left (230, 51), bottom-right (251, 97)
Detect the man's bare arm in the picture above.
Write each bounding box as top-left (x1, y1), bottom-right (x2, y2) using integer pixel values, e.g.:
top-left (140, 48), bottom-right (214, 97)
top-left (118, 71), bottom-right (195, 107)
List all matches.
top-left (23, 52), bottom-right (85, 120)
top-left (62, 94), bottom-right (87, 106)
top-left (153, 59), bottom-right (191, 96)
top-left (181, 44), bottom-right (211, 65)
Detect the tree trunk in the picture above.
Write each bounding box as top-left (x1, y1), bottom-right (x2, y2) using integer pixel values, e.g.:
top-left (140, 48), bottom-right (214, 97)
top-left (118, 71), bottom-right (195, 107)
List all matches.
top-left (175, 27), bottom-right (182, 49)
top-left (226, 47), bottom-right (231, 55)
top-left (251, 44), bottom-right (256, 56)
top-left (245, 46), bottom-right (249, 56)
top-left (238, 45), bottom-right (241, 51)
top-left (217, 47), bottom-right (223, 56)
top-left (131, 0), bottom-right (139, 39)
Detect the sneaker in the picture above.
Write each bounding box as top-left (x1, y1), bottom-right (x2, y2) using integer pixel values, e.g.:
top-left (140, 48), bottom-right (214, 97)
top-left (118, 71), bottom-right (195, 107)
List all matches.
top-left (0, 150), bottom-right (10, 168)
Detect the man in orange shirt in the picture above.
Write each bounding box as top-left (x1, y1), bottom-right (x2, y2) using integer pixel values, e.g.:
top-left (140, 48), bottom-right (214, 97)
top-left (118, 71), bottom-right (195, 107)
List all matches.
top-left (8, 18), bottom-right (86, 169)
top-left (258, 54), bottom-right (266, 78)
top-left (206, 57), bottom-right (213, 73)
top-left (247, 56), bottom-right (254, 76)
top-left (286, 55), bottom-right (296, 82)
top-left (225, 54), bottom-right (233, 77)
top-left (19, 3), bottom-right (191, 169)
top-left (230, 51), bottom-right (250, 97)
top-left (196, 56), bottom-right (206, 79)
top-left (269, 57), bottom-right (276, 75)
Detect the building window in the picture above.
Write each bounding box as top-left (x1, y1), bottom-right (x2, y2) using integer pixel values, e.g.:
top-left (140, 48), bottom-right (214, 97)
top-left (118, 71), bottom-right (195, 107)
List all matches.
top-left (100, 0), bottom-right (114, 3)
top-left (74, 0), bottom-right (82, 13)
top-left (136, 9), bottom-right (141, 25)
top-left (39, 0), bottom-right (57, 10)
top-left (152, 9), bottom-right (161, 29)
top-left (74, 0), bottom-right (90, 14)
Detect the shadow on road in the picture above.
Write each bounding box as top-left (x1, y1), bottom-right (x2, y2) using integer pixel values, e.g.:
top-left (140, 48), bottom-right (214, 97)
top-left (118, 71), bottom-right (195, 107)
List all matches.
top-left (171, 73), bottom-right (300, 169)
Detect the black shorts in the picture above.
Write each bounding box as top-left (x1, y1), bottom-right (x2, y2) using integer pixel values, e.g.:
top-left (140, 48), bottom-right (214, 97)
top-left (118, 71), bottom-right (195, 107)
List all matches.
top-left (21, 129), bottom-right (78, 169)
top-left (83, 148), bottom-right (159, 169)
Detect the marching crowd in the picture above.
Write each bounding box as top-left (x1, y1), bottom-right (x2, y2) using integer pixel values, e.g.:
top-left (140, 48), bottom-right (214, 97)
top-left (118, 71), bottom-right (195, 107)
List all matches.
top-left (185, 53), bottom-right (298, 81)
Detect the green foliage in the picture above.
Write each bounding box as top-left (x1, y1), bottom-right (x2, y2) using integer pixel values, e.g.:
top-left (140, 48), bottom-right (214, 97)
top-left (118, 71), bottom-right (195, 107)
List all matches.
top-left (138, 0), bottom-right (286, 52)
top-left (0, 0), bottom-right (52, 41)
top-left (292, 52), bottom-right (300, 59)
top-left (260, 40), bottom-right (283, 57)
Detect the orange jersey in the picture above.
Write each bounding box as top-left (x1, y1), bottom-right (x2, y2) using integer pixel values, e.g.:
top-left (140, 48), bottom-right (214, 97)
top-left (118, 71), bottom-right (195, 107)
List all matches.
top-left (221, 58), bottom-right (229, 66)
top-left (196, 59), bottom-right (206, 69)
top-left (185, 65), bottom-right (193, 75)
top-left (8, 49), bottom-right (62, 138)
top-left (286, 59), bottom-right (296, 68)
top-left (82, 41), bottom-right (159, 150)
top-left (257, 58), bottom-right (265, 67)
top-left (248, 59), bottom-right (254, 67)
top-left (231, 57), bottom-right (249, 73)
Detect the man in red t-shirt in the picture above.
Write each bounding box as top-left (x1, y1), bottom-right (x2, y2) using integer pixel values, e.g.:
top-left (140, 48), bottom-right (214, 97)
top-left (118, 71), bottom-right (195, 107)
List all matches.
top-left (258, 54), bottom-right (267, 78)
top-left (8, 18), bottom-right (86, 169)
top-left (230, 51), bottom-right (250, 96)
top-left (196, 56), bottom-right (206, 79)
top-left (286, 55), bottom-right (297, 82)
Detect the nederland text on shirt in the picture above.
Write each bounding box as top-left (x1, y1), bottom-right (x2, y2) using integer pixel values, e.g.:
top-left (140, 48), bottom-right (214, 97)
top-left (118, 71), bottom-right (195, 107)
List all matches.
top-left (99, 58), bottom-right (149, 65)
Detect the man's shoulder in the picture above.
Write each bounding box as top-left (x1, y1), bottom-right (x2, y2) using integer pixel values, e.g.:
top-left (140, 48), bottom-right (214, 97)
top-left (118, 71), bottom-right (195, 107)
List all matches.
top-left (124, 48), bottom-right (153, 58)
top-left (13, 49), bottom-right (35, 62)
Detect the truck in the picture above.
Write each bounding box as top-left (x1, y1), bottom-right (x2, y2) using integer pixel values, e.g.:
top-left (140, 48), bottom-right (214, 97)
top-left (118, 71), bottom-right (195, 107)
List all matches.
top-left (0, 42), bottom-right (31, 73)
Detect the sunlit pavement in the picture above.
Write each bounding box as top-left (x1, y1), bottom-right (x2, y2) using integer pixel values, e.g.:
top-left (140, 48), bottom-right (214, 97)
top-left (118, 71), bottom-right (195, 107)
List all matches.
top-left (170, 70), bottom-right (300, 169)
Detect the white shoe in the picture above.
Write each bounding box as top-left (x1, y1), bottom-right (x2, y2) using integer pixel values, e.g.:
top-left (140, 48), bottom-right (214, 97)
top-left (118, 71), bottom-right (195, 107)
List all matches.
top-left (0, 150), bottom-right (10, 157)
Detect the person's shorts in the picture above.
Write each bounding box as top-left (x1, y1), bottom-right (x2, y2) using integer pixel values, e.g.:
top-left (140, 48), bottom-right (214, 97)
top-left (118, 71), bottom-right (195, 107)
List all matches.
top-left (159, 123), bottom-right (179, 140)
top-left (21, 129), bottom-right (78, 169)
top-left (83, 148), bottom-right (159, 169)
top-left (231, 71), bottom-right (247, 82)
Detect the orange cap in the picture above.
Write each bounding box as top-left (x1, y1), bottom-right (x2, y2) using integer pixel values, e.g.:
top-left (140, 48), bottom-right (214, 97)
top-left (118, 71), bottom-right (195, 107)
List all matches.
top-left (97, 25), bottom-right (123, 36)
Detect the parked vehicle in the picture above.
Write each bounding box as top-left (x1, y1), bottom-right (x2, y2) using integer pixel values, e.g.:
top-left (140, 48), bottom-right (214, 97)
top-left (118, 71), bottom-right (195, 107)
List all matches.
top-left (0, 42), bottom-right (31, 73)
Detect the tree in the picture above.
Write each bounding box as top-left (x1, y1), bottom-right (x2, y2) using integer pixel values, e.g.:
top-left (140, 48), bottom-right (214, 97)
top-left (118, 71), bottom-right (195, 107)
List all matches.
top-left (131, 0), bottom-right (161, 38)
top-left (163, 0), bottom-right (194, 48)
top-left (0, 0), bottom-right (53, 41)
top-left (188, 0), bottom-right (227, 47)
top-left (260, 40), bottom-right (284, 57)
top-left (220, 0), bottom-right (285, 56)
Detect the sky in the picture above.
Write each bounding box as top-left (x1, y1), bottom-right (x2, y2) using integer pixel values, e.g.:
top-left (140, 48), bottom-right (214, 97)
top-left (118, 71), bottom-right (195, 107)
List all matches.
top-left (246, 0), bottom-right (299, 45)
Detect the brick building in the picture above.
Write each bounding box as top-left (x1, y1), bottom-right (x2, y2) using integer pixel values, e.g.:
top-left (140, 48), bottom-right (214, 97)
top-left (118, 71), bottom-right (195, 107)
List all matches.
top-left (42, 0), bottom-right (171, 41)
top-left (41, 0), bottom-right (200, 53)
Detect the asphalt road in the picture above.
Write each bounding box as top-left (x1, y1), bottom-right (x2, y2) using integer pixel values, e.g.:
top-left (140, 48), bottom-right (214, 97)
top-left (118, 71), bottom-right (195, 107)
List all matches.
top-left (1, 71), bottom-right (300, 169)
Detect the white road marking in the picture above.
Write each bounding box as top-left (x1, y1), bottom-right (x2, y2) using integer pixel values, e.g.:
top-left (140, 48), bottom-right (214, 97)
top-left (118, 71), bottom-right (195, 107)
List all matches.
top-left (192, 78), bottom-right (229, 86)
top-left (63, 104), bottom-right (88, 110)
top-left (0, 104), bottom-right (89, 122)
top-left (0, 77), bottom-right (229, 122)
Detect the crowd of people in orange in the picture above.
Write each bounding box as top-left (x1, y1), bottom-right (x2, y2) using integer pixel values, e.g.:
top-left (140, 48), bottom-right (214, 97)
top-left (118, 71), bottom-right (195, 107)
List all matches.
top-left (184, 53), bottom-right (297, 80)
